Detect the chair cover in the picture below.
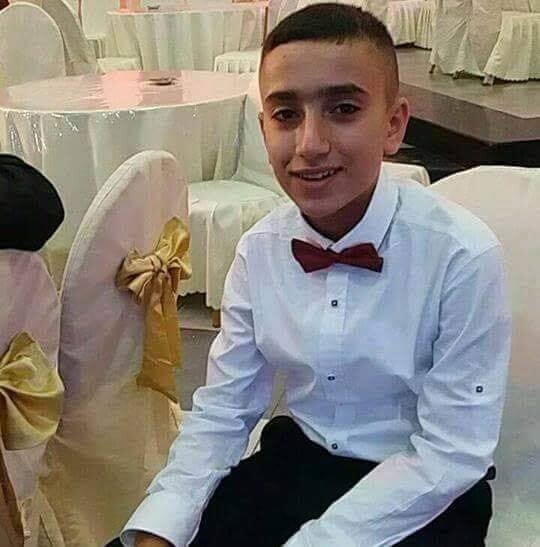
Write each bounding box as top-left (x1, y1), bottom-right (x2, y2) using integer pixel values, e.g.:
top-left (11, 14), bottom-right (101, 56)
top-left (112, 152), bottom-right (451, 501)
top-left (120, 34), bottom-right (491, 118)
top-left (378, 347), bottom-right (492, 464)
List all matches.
top-left (24, 0), bottom-right (98, 75)
top-left (80, 0), bottom-right (116, 43)
top-left (214, 49), bottom-right (261, 74)
top-left (484, 11), bottom-right (540, 81)
top-left (430, 166), bottom-right (540, 547)
top-left (0, 250), bottom-right (62, 547)
top-left (0, 3), bottom-right (66, 88)
top-left (180, 75), bottom-right (430, 311)
top-left (430, 0), bottom-right (502, 77)
top-left (415, 0), bottom-right (435, 49)
top-left (40, 151), bottom-right (189, 547)
top-left (211, 0), bottom-right (289, 75)
top-left (387, 0), bottom-right (424, 45)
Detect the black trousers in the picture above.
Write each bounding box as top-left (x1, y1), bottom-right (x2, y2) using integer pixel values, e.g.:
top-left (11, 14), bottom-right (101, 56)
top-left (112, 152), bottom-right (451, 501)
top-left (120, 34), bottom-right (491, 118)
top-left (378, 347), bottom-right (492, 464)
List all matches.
top-left (107, 416), bottom-right (494, 547)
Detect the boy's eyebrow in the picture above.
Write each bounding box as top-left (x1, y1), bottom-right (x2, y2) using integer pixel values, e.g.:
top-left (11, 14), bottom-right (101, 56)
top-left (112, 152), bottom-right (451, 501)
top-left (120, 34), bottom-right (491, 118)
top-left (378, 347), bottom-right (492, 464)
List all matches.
top-left (264, 84), bottom-right (368, 104)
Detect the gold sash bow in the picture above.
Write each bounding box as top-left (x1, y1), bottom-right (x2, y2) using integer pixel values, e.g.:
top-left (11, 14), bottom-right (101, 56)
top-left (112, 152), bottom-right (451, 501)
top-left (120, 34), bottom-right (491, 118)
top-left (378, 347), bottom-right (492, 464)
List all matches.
top-left (115, 217), bottom-right (192, 403)
top-left (0, 332), bottom-right (65, 547)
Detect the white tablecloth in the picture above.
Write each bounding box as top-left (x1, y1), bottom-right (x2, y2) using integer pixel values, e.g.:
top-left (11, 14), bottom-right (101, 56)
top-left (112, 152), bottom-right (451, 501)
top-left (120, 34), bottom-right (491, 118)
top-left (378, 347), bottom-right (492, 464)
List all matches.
top-left (106, 1), bottom-right (266, 70)
top-left (0, 70), bottom-right (251, 282)
top-left (484, 11), bottom-right (540, 81)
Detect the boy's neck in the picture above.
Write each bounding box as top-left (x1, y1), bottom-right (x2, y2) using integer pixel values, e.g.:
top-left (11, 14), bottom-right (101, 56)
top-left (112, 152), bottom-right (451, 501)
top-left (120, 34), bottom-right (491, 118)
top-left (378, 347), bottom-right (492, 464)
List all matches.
top-left (302, 184), bottom-right (377, 242)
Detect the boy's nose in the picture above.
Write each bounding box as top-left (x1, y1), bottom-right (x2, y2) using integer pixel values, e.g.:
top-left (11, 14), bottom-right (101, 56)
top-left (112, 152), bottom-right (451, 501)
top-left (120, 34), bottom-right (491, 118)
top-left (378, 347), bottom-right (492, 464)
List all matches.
top-left (295, 113), bottom-right (330, 159)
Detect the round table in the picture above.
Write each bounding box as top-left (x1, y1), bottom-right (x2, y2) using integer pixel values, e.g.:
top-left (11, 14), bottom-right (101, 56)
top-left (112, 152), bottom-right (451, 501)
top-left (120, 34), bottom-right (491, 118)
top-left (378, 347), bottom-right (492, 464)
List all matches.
top-left (0, 69), bottom-right (251, 283)
top-left (106, 1), bottom-right (267, 70)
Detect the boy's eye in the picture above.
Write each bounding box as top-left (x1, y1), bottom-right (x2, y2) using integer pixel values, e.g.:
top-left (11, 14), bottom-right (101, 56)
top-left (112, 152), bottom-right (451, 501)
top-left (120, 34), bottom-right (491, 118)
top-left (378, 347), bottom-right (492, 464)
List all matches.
top-left (272, 109), bottom-right (298, 122)
top-left (332, 103), bottom-right (360, 115)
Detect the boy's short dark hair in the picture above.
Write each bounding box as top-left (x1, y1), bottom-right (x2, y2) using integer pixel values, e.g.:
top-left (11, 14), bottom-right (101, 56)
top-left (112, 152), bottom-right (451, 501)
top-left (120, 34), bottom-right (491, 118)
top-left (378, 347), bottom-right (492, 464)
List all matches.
top-left (260, 3), bottom-right (399, 103)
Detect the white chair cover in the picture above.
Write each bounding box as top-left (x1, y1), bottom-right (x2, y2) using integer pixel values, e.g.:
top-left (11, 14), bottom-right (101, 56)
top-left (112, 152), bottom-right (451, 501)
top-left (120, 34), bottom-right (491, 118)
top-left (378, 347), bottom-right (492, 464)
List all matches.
top-left (180, 75), bottom-right (430, 310)
top-left (212, 0), bottom-right (287, 75)
top-left (387, 0), bottom-right (424, 45)
top-left (430, 0), bottom-right (502, 77)
top-left (40, 151), bottom-right (189, 546)
top-left (80, 0), bottom-right (116, 43)
top-left (415, 0), bottom-right (435, 49)
top-left (214, 49), bottom-right (261, 74)
top-left (26, 0), bottom-right (98, 75)
top-left (0, 3), bottom-right (66, 88)
top-left (484, 11), bottom-right (540, 81)
top-left (11, 0), bottom-right (139, 74)
top-left (430, 166), bottom-right (540, 547)
top-left (0, 251), bottom-right (62, 547)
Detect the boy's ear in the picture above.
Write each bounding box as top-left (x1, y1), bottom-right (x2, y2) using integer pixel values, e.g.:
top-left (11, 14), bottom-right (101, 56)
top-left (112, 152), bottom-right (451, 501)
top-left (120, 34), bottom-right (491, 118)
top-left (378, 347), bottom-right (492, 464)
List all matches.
top-left (384, 97), bottom-right (410, 156)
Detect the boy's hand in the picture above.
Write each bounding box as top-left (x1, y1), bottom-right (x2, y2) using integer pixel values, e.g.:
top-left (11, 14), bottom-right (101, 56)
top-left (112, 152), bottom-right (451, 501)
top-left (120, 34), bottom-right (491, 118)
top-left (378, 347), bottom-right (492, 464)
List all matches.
top-left (134, 531), bottom-right (173, 547)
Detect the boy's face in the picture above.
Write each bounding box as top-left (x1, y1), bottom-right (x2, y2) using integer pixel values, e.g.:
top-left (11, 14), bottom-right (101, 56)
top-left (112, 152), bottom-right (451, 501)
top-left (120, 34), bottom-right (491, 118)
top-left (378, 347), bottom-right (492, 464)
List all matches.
top-left (259, 39), bottom-right (409, 239)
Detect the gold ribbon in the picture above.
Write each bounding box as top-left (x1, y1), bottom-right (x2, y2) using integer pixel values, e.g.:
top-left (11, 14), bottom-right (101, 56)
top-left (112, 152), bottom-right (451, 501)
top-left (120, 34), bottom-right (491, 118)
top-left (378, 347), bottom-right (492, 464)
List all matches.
top-left (115, 217), bottom-right (192, 403)
top-left (0, 332), bottom-right (65, 547)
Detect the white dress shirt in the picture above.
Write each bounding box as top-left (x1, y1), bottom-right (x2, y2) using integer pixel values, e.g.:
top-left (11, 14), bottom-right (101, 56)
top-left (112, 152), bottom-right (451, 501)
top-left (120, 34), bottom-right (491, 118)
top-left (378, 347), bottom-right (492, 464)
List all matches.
top-left (121, 173), bottom-right (511, 547)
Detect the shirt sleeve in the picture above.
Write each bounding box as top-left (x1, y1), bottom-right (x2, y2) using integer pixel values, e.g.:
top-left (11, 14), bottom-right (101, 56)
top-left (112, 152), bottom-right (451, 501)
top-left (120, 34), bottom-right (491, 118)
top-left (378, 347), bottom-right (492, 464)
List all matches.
top-left (120, 237), bottom-right (275, 547)
top-left (284, 244), bottom-right (512, 547)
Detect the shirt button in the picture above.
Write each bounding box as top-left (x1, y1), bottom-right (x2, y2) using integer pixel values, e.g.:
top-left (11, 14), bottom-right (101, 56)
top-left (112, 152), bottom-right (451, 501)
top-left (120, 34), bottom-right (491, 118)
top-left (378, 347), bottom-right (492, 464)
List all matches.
top-left (331, 443), bottom-right (339, 450)
top-left (327, 375), bottom-right (336, 381)
top-left (331, 299), bottom-right (338, 307)
top-left (476, 385), bottom-right (484, 393)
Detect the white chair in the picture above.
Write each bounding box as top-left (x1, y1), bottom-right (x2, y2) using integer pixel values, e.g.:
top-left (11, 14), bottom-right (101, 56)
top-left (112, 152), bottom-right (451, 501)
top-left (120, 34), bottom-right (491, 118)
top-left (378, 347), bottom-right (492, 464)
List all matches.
top-left (387, 0), bottom-right (424, 45)
top-left (483, 6), bottom-right (540, 84)
top-left (430, 166), bottom-right (540, 547)
top-left (40, 151), bottom-right (189, 546)
top-left (214, 0), bottom-right (291, 75)
top-left (415, 0), bottom-right (435, 49)
top-left (80, 0), bottom-right (117, 57)
top-left (180, 75), bottom-right (430, 322)
top-left (429, 0), bottom-right (502, 78)
top-left (20, 0), bottom-right (140, 74)
top-left (0, 250), bottom-right (63, 547)
top-left (0, 3), bottom-right (66, 88)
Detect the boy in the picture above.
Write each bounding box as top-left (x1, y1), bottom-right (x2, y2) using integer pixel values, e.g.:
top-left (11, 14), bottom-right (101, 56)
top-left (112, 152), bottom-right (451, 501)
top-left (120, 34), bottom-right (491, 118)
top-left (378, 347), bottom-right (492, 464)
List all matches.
top-left (119, 4), bottom-right (510, 546)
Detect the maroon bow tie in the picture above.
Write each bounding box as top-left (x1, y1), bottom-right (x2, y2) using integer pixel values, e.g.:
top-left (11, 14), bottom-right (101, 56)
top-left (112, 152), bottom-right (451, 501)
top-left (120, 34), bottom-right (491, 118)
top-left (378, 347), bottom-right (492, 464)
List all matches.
top-left (291, 239), bottom-right (383, 273)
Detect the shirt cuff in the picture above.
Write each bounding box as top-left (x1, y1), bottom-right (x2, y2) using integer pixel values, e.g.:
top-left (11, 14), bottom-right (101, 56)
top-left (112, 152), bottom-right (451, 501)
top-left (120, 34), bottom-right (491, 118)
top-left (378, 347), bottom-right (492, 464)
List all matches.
top-left (120, 490), bottom-right (201, 547)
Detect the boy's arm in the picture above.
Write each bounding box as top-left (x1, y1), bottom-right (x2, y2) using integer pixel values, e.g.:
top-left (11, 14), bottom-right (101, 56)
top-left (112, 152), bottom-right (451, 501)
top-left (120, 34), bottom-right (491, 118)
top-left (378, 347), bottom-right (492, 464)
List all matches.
top-left (121, 238), bottom-right (275, 547)
top-left (284, 244), bottom-right (511, 547)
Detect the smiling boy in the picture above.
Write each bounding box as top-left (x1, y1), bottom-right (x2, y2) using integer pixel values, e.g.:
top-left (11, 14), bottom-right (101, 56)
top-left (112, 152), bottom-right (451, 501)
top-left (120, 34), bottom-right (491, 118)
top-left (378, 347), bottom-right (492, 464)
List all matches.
top-left (119, 4), bottom-right (510, 546)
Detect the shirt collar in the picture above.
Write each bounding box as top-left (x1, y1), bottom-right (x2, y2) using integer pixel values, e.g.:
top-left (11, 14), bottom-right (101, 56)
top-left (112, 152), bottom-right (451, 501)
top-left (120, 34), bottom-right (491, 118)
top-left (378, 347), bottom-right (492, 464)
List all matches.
top-left (282, 169), bottom-right (398, 252)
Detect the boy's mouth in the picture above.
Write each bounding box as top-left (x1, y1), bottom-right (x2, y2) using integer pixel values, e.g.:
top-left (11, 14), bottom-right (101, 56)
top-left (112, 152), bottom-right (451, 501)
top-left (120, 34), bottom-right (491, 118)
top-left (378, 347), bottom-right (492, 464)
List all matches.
top-left (291, 167), bottom-right (342, 181)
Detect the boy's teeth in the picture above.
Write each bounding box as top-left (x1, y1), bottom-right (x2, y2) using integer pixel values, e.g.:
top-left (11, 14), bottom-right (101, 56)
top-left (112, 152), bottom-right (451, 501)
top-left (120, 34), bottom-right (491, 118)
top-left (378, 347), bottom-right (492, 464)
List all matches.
top-left (300, 169), bottom-right (336, 180)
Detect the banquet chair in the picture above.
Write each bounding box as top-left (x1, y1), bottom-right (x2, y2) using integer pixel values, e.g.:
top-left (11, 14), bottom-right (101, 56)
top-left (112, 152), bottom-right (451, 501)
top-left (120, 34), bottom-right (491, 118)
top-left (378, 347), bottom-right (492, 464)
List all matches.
top-left (214, 0), bottom-right (293, 75)
top-left (430, 166), bottom-right (540, 547)
top-left (19, 0), bottom-right (140, 74)
top-left (0, 3), bottom-right (66, 88)
top-left (180, 75), bottom-right (430, 326)
top-left (386, 0), bottom-right (424, 45)
top-left (483, 3), bottom-right (540, 84)
top-left (415, 0), bottom-right (435, 49)
top-left (80, 0), bottom-right (120, 58)
top-left (40, 151), bottom-right (189, 547)
top-left (0, 250), bottom-right (64, 547)
top-left (429, 0), bottom-right (502, 79)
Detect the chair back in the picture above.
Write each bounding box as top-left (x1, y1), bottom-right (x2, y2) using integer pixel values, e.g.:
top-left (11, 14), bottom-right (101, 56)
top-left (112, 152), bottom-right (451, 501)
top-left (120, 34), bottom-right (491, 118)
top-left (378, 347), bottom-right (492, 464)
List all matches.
top-left (0, 250), bottom-right (61, 546)
top-left (80, 0), bottom-right (116, 40)
top-left (0, 3), bottom-right (66, 87)
top-left (41, 151), bottom-right (189, 545)
top-left (37, 0), bottom-right (98, 75)
top-left (430, 166), bottom-right (540, 547)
